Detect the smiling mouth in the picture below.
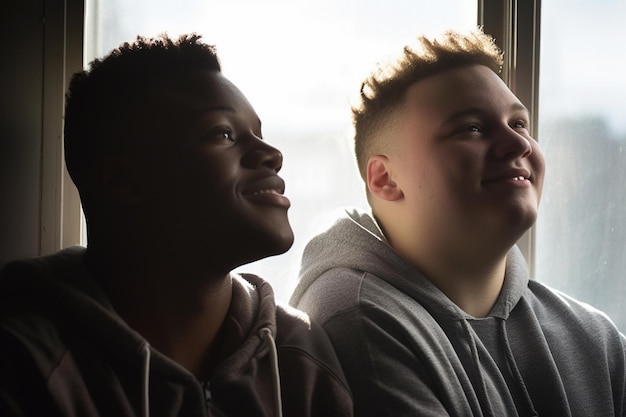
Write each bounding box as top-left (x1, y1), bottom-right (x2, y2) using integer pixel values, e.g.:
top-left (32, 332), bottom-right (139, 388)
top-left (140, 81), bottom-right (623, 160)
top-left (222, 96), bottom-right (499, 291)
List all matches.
top-left (482, 174), bottom-right (532, 186)
top-left (243, 186), bottom-right (291, 208)
top-left (249, 189), bottom-right (283, 196)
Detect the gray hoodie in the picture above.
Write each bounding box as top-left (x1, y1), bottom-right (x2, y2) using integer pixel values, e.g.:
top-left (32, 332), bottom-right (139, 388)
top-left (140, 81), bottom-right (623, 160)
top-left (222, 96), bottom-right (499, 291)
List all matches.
top-left (0, 246), bottom-right (353, 417)
top-left (290, 208), bottom-right (626, 417)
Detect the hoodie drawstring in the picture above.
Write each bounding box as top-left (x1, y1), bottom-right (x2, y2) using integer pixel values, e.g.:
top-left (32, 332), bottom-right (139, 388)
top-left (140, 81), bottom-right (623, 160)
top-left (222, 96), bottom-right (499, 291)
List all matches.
top-left (461, 319), bottom-right (497, 417)
top-left (499, 321), bottom-right (538, 416)
top-left (259, 327), bottom-right (283, 417)
top-left (141, 344), bottom-right (151, 417)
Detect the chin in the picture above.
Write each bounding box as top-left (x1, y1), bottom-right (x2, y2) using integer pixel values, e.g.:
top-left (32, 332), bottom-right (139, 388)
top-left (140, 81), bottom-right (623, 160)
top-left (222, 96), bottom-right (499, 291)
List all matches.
top-left (268, 228), bottom-right (296, 255)
top-left (245, 226), bottom-right (295, 262)
top-left (481, 202), bottom-right (537, 236)
top-left (505, 208), bottom-right (538, 238)
top-left (260, 215), bottom-right (294, 252)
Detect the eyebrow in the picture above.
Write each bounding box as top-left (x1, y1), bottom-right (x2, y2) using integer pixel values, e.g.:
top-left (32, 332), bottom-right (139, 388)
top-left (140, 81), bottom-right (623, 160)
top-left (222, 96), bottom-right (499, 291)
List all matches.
top-left (509, 102), bottom-right (529, 114)
top-left (190, 105), bottom-right (236, 123)
top-left (192, 105), bottom-right (263, 131)
top-left (193, 105), bottom-right (236, 118)
top-left (442, 103), bottom-right (530, 125)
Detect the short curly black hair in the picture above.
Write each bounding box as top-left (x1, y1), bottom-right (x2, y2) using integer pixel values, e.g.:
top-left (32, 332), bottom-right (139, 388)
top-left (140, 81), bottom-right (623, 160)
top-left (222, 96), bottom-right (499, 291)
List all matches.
top-left (352, 29), bottom-right (503, 180)
top-left (64, 33), bottom-right (220, 213)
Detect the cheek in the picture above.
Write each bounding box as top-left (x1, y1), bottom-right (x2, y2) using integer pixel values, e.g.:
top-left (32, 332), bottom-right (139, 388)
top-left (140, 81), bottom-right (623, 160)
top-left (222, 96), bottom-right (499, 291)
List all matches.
top-left (441, 146), bottom-right (484, 181)
top-left (531, 146), bottom-right (546, 198)
top-left (532, 143), bottom-right (546, 175)
top-left (188, 159), bottom-right (245, 211)
top-left (395, 155), bottom-right (427, 190)
top-left (396, 158), bottom-right (444, 208)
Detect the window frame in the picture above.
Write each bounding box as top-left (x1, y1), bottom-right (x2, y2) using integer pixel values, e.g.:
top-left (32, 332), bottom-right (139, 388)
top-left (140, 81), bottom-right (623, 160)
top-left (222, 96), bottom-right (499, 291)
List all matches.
top-left (480, 0), bottom-right (542, 272)
top-left (41, 0), bottom-right (85, 255)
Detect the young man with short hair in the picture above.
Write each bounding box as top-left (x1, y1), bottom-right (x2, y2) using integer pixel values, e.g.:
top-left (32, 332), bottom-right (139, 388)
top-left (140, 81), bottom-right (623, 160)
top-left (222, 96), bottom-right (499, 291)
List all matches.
top-left (0, 34), bottom-right (353, 417)
top-left (291, 29), bottom-right (626, 416)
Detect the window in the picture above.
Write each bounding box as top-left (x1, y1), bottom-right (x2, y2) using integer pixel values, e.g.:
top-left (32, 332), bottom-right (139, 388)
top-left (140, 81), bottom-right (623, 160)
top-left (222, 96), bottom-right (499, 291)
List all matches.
top-left (74, 1), bottom-right (625, 329)
top-left (84, 0), bottom-right (478, 301)
top-left (535, 0), bottom-right (626, 331)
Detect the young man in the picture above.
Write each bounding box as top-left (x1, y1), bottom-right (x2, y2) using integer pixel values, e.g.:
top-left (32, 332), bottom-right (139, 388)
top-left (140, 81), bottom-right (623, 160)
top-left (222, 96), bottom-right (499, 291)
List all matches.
top-left (290, 29), bottom-right (626, 416)
top-left (0, 34), bottom-right (353, 417)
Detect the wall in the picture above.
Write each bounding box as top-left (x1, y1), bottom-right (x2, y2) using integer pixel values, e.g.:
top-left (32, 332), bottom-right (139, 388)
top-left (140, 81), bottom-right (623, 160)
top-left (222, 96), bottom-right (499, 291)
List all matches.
top-left (0, 0), bottom-right (83, 268)
top-left (0, 1), bottom-right (45, 267)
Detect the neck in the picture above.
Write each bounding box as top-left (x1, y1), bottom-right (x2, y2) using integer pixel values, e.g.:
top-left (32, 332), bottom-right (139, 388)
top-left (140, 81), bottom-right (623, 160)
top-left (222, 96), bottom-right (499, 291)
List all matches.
top-left (380, 216), bottom-right (510, 318)
top-left (430, 256), bottom-right (507, 318)
top-left (87, 245), bottom-right (233, 380)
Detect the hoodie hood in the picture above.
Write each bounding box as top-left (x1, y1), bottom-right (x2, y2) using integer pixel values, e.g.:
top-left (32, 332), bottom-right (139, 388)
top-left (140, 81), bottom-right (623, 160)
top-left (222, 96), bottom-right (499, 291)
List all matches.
top-left (0, 246), bottom-right (150, 361)
top-left (291, 207), bottom-right (529, 322)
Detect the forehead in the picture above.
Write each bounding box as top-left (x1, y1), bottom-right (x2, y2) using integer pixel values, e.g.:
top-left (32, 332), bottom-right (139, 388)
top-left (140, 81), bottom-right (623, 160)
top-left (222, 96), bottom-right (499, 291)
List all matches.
top-left (402, 64), bottom-right (524, 118)
top-left (155, 70), bottom-right (254, 115)
top-left (129, 70), bottom-right (258, 144)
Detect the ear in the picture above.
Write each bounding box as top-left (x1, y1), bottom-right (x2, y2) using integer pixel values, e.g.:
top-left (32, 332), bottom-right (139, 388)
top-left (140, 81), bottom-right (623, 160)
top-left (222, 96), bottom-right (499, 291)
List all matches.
top-left (96, 155), bottom-right (141, 205)
top-left (366, 155), bottom-right (403, 201)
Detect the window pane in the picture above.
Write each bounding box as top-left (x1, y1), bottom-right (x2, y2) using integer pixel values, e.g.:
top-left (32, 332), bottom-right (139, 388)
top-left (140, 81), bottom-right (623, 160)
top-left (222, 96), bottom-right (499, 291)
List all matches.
top-left (84, 0), bottom-right (477, 301)
top-left (536, 0), bottom-right (626, 331)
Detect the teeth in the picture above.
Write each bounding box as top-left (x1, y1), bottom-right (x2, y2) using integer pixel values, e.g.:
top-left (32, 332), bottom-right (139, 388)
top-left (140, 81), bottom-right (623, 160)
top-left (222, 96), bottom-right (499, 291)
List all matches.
top-left (512, 176), bottom-right (526, 181)
top-left (252, 189), bottom-right (279, 195)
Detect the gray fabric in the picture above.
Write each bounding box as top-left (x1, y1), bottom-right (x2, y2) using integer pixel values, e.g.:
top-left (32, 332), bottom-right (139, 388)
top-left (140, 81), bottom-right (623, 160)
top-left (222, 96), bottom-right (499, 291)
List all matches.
top-left (291, 207), bottom-right (626, 417)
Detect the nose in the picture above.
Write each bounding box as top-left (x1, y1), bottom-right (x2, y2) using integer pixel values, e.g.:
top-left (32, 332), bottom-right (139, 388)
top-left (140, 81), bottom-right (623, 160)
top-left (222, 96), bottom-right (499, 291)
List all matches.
top-left (493, 127), bottom-right (533, 160)
top-left (242, 136), bottom-right (283, 173)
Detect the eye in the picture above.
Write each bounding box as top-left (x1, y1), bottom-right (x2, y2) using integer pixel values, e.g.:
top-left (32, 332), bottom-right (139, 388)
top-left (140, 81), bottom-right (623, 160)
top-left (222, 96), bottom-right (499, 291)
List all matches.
top-left (218, 129), bottom-right (234, 142)
top-left (511, 120), bottom-right (530, 130)
top-left (450, 122), bottom-right (483, 139)
top-left (202, 126), bottom-right (235, 143)
top-left (455, 123), bottom-right (481, 134)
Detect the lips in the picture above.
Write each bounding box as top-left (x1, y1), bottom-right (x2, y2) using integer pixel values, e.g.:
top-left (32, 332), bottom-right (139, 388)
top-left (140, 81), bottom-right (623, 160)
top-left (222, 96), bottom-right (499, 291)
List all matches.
top-left (242, 176), bottom-right (291, 208)
top-left (483, 169), bottom-right (532, 184)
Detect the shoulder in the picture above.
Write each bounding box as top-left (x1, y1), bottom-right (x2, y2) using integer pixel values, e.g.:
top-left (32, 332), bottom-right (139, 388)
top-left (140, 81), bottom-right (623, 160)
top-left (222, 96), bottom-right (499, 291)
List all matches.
top-left (0, 247), bottom-right (89, 304)
top-left (293, 267), bottom-right (364, 323)
top-left (528, 280), bottom-right (618, 325)
top-left (293, 267), bottom-right (427, 326)
top-left (0, 247), bottom-right (114, 391)
top-left (0, 251), bottom-right (76, 372)
top-left (0, 313), bottom-right (65, 365)
top-left (0, 305), bottom-right (68, 415)
top-left (274, 304), bottom-right (354, 416)
top-left (1, 247), bottom-right (86, 276)
top-left (0, 286), bottom-right (71, 383)
top-left (526, 280), bottom-right (625, 345)
top-left (274, 303), bottom-right (340, 366)
top-left (274, 302), bottom-right (351, 376)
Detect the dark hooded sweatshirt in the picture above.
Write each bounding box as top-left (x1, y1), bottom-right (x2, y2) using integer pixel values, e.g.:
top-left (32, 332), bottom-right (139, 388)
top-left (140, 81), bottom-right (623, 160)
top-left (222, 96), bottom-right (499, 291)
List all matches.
top-left (0, 246), bottom-right (353, 417)
top-left (290, 208), bottom-right (626, 417)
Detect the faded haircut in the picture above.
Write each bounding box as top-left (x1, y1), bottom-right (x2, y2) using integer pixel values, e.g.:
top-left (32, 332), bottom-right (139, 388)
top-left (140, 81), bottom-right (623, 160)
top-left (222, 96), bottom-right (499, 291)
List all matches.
top-left (352, 28), bottom-right (504, 180)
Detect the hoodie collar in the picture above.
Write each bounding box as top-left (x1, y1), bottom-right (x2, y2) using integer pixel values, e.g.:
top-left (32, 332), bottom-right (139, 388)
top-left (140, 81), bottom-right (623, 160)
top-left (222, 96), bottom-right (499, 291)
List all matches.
top-left (293, 207), bottom-right (530, 321)
top-left (209, 273), bottom-right (277, 379)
